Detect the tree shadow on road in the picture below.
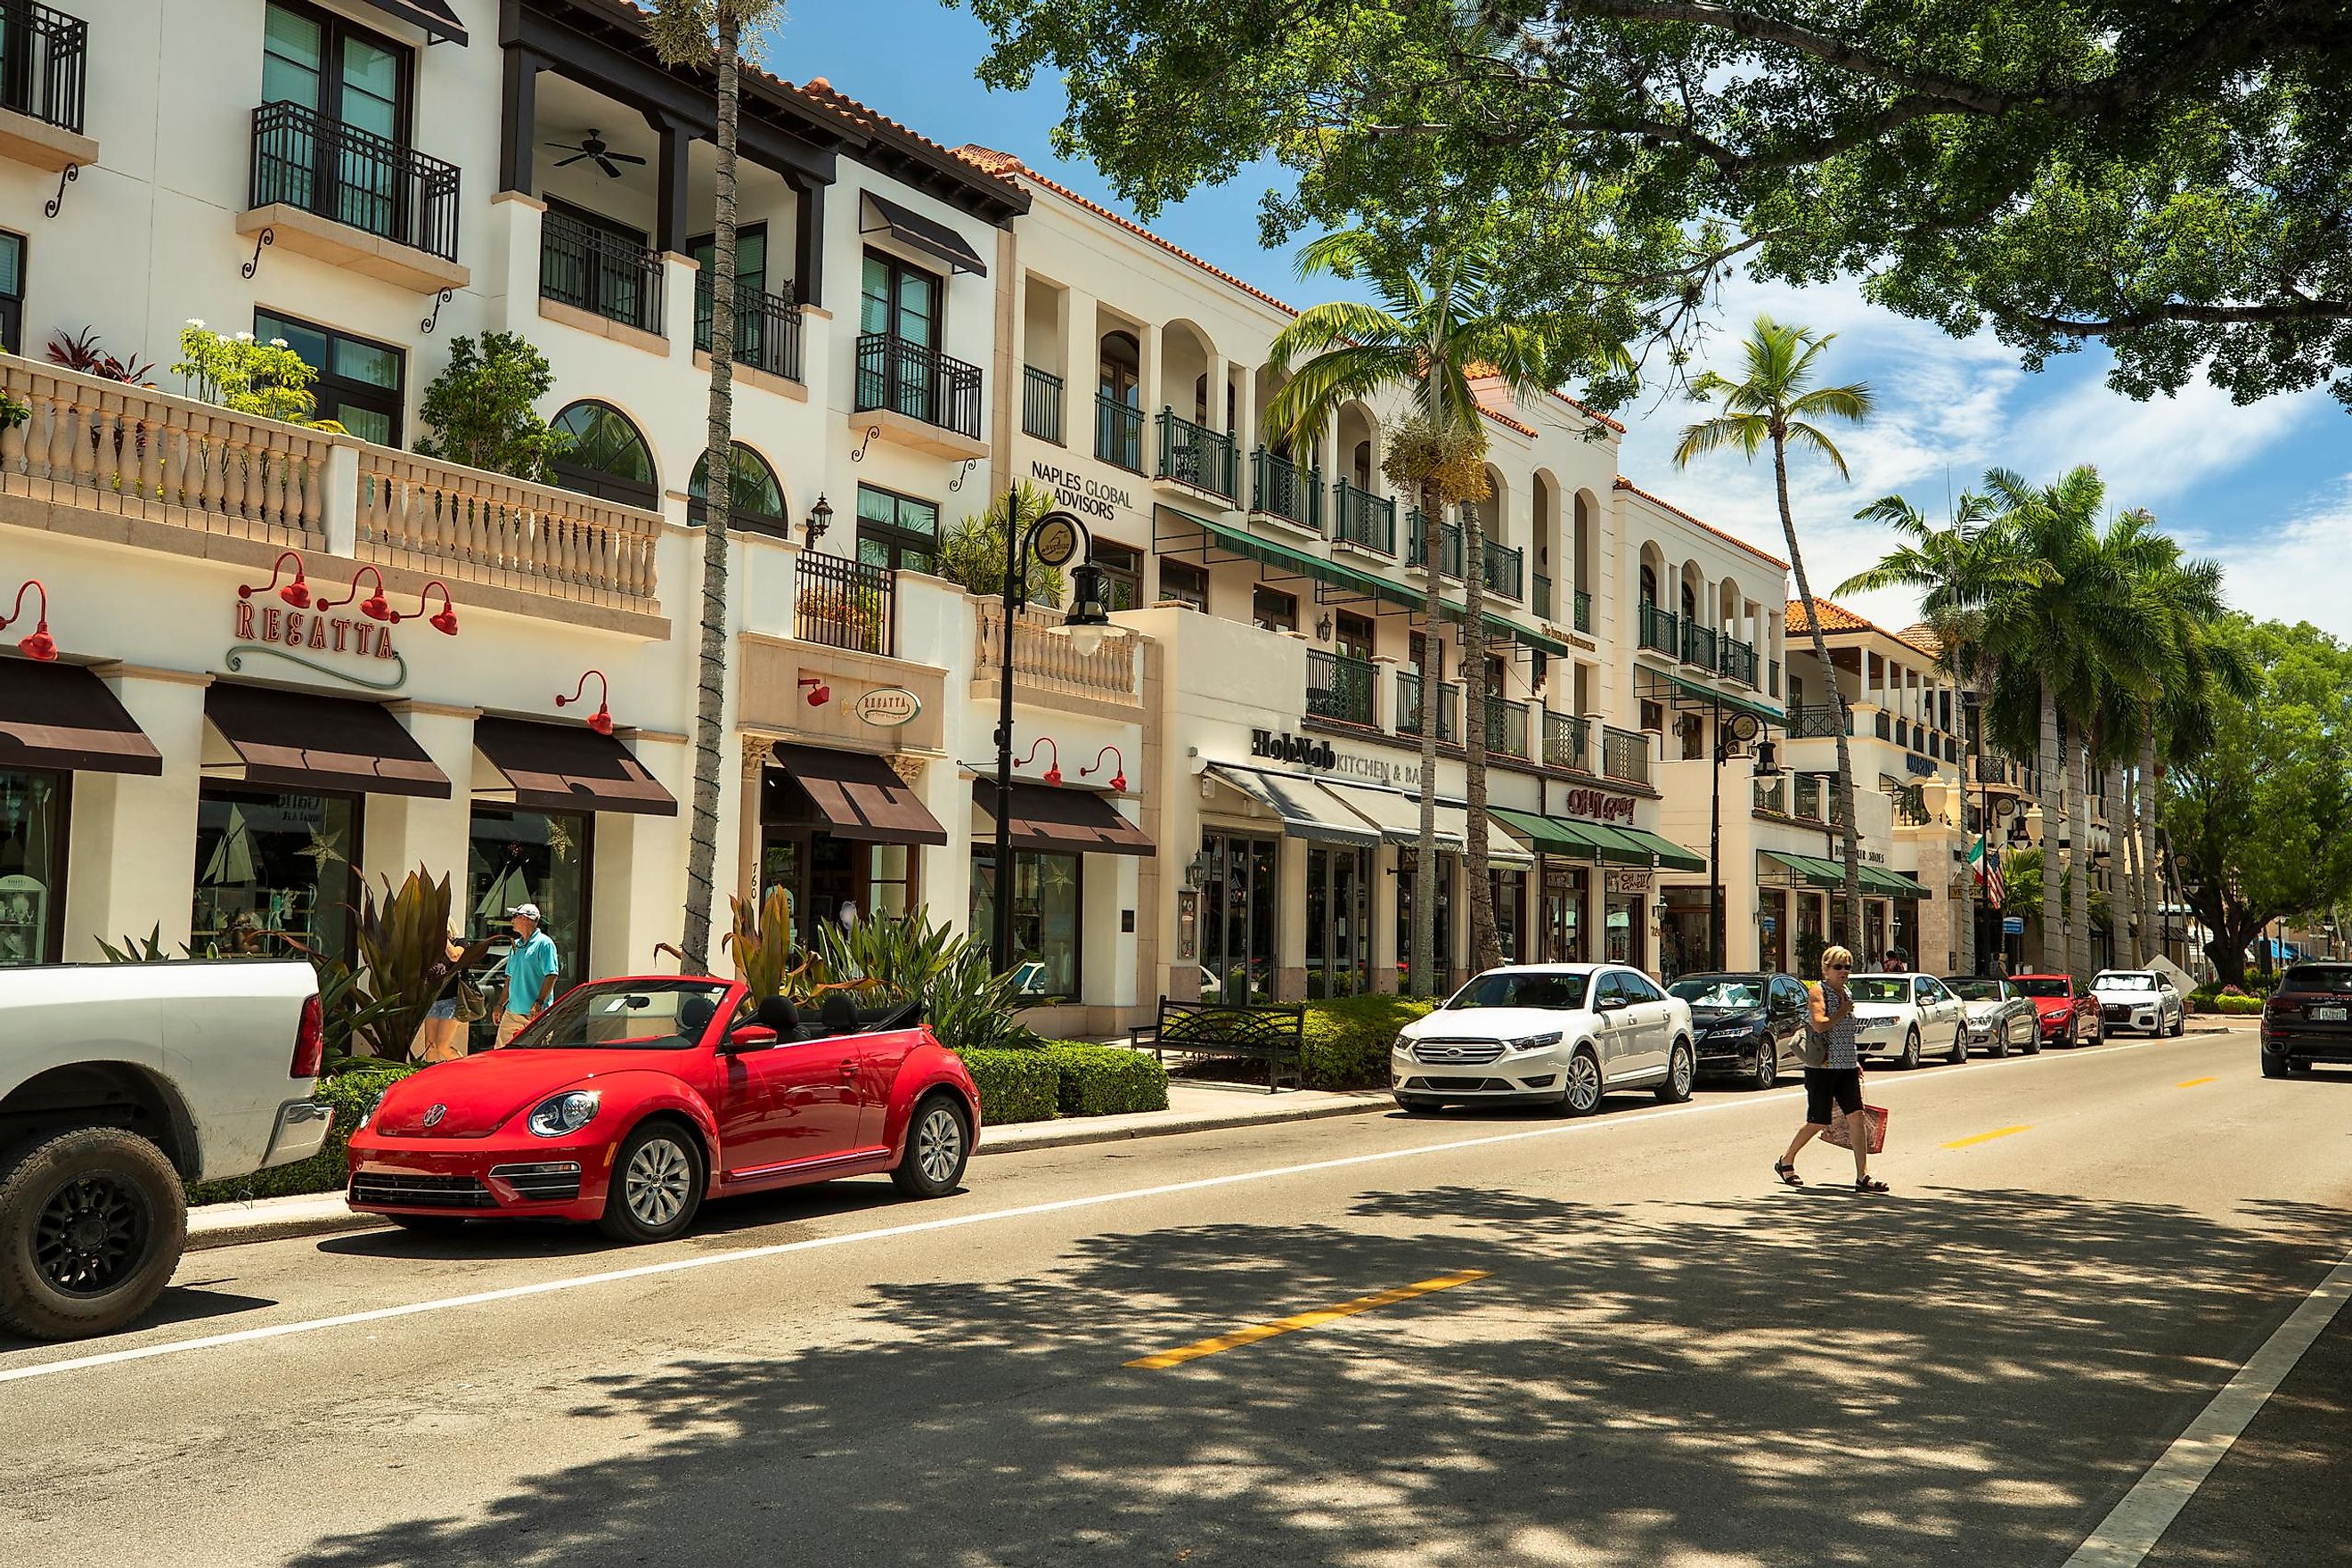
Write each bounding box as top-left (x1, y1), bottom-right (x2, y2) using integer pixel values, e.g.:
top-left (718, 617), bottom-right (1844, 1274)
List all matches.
top-left (284, 1184), bottom-right (2348, 1568)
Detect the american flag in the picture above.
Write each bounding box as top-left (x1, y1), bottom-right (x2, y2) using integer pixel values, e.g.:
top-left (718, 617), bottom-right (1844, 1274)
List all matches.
top-left (1972, 837), bottom-right (2005, 911)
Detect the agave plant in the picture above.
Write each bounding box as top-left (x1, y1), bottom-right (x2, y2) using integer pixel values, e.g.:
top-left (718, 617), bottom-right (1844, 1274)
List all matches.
top-left (722, 885), bottom-right (808, 1001)
top-left (807, 908), bottom-right (1041, 1052)
top-left (352, 868), bottom-right (497, 1062)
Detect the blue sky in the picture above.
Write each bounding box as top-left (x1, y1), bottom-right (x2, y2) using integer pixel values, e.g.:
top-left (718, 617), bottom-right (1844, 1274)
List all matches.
top-left (772, 2), bottom-right (2352, 640)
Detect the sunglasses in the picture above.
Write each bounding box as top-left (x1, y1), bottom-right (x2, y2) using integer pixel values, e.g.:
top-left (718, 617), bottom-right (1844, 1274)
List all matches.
top-left (1826, 963), bottom-right (1851, 971)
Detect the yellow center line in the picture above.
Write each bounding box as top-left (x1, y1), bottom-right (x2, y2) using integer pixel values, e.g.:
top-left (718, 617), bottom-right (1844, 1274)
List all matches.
top-left (1941, 1124), bottom-right (2032, 1150)
top-left (2177, 1076), bottom-right (2217, 1088)
top-left (1126, 1269), bottom-right (1491, 1370)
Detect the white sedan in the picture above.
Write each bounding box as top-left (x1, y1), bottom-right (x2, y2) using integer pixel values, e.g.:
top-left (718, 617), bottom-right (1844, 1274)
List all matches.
top-left (2092, 970), bottom-right (2187, 1036)
top-left (1392, 964), bottom-right (1696, 1116)
top-left (1845, 972), bottom-right (1972, 1068)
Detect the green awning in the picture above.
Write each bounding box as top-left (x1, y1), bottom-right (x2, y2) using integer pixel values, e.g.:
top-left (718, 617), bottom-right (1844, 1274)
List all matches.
top-left (1607, 824), bottom-right (1706, 873)
top-left (1864, 866), bottom-right (1927, 898)
top-left (1761, 852), bottom-right (1923, 898)
top-left (1490, 806), bottom-right (1589, 857)
top-left (1652, 667), bottom-right (1784, 730)
top-left (1762, 850), bottom-right (1850, 888)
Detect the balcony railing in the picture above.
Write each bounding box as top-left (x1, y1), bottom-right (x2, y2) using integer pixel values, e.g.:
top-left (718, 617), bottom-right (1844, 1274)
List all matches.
top-left (1156, 410), bottom-right (1237, 502)
top-left (1753, 776), bottom-right (1787, 815)
top-left (1332, 480), bottom-right (1394, 554)
top-left (1601, 725), bottom-right (1650, 786)
top-left (1251, 449), bottom-right (1319, 530)
top-left (1484, 696), bottom-right (1529, 759)
top-left (1682, 621), bottom-right (1718, 670)
top-left (1307, 650), bottom-right (1377, 728)
top-left (1637, 602), bottom-right (1678, 655)
top-left (1574, 589), bottom-right (1592, 633)
top-left (1022, 366), bottom-right (1064, 444)
top-left (1544, 710), bottom-right (1588, 772)
top-left (1794, 775), bottom-right (1824, 820)
top-left (1532, 573), bottom-right (1552, 619)
top-left (1481, 537), bottom-right (1523, 600)
top-left (1787, 702), bottom-right (1850, 739)
top-left (1719, 636), bottom-right (1759, 688)
top-left (1407, 510), bottom-right (1465, 577)
top-left (854, 332), bottom-right (983, 442)
top-left (1095, 393), bottom-right (1143, 470)
top-left (1, 0), bottom-right (86, 135)
top-left (541, 208), bottom-right (663, 333)
top-left (976, 601), bottom-right (1137, 701)
top-left (250, 99), bottom-right (460, 263)
top-left (794, 550), bottom-right (896, 657)
top-left (1894, 783), bottom-right (1932, 826)
top-left (695, 278), bottom-right (804, 382)
top-left (1396, 670), bottom-right (1459, 743)
top-left (1874, 710), bottom-right (1893, 741)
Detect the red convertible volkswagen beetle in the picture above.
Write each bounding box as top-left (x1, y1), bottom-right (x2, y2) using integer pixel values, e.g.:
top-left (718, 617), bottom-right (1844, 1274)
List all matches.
top-left (346, 976), bottom-right (981, 1243)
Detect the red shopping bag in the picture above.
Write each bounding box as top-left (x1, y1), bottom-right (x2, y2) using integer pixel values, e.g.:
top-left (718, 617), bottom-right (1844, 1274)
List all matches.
top-left (1825, 1104), bottom-right (1888, 1154)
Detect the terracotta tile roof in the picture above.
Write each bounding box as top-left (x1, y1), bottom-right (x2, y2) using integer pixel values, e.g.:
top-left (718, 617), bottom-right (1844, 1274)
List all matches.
top-left (1613, 478), bottom-right (1790, 569)
top-left (792, 79), bottom-right (1025, 201)
top-left (1786, 599), bottom-right (1943, 659)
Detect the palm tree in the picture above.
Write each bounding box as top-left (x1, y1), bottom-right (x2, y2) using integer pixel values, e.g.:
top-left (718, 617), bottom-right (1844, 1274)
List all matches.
top-left (1676, 317), bottom-right (1874, 943)
top-left (1262, 231), bottom-right (1556, 992)
top-left (1838, 492), bottom-right (2052, 975)
top-left (649, 0), bottom-right (787, 970)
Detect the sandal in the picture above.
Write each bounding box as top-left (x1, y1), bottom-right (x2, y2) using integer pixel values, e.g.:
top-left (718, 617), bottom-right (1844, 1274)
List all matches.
top-left (1774, 1160), bottom-right (1804, 1188)
top-left (1854, 1175), bottom-right (1890, 1194)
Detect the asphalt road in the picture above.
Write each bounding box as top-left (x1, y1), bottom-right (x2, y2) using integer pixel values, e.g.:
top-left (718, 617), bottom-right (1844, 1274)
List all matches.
top-left (4, 1019), bottom-right (2348, 1568)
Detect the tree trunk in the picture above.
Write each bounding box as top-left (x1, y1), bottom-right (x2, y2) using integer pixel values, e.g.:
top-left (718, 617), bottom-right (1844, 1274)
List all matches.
top-left (1954, 670), bottom-right (1974, 976)
top-left (2140, 732), bottom-right (2161, 963)
top-left (1462, 499), bottom-right (1501, 975)
top-left (678, 12), bottom-right (742, 972)
top-left (2069, 731), bottom-right (2091, 983)
top-left (2038, 687), bottom-right (2062, 974)
top-left (1773, 438), bottom-right (1860, 943)
top-left (1411, 477), bottom-right (1442, 996)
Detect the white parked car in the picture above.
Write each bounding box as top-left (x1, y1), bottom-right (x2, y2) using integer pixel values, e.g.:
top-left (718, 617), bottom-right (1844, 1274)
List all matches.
top-left (1392, 964), bottom-right (1695, 1116)
top-left (1846, 972), bottom-right (1971, 1068)
top-left (2092, 969), bottom-right (2187, 1036)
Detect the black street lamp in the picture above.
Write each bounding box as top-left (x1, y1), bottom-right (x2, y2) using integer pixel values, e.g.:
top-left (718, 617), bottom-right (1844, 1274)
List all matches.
top-left (992, 494), bottom-right (1111, 974)
top-left (1708, 695), bottom-right (1769, 971)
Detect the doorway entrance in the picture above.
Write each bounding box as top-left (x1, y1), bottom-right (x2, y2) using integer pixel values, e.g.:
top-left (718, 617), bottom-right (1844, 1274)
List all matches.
top-left (1306, 844), bottom-right (1370, 999)
top-left (1199, 832), bottom-right (1277, 1004)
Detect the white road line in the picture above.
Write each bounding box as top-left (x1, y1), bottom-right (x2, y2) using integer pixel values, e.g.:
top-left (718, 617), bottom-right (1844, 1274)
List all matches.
top-left (0, 1026), bottom-right (2229, 1386)
top-left (2062, 1249), bottom-right (2352, 1568)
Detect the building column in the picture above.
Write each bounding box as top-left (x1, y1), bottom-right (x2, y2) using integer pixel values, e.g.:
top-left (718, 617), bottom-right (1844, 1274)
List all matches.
top-left (62, 669), bottom-right (211, 960)
top-left (1371, 844), bottom-right (1400, 993)
top-left (1276, 832), bottom-right (1308, 1002)
top-left (498, 46), bottom-right (543, 196)
top-left (364, 705), bottom-right (479, 898)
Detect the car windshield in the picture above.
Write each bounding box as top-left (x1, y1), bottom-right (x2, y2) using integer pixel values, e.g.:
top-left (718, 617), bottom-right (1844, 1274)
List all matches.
top-left (1669, 977), bottom-right (1763, 1009)
top-left (2013, 977), bottom-right (2071, 999)
top-left (2281, 964), bottom-right (2352, 993)
top-left (1847, 977), bottom-right (1912, 1002)
top-left (1946, 978), bottom-right (2005, 1002)
top-left (2095, 973), bottom-right (2156, 992)
top-left (1448, 972), bottom-right (1589, 1010)
top-left (507, 979), bottom-right (733, 1050)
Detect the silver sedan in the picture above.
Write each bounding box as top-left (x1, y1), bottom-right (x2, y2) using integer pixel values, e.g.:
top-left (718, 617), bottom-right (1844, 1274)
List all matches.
top-left (1943, 976), bottom-right (2043, 1058)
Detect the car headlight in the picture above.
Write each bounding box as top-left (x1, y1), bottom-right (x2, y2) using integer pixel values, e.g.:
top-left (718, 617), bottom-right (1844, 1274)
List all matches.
top-left (355, 1089), bottom-right (387, 1131)
top-left (527, 1090), bottom-right (601, 1138)
top-left (1507, 1031), bottom-right (1564, 1050)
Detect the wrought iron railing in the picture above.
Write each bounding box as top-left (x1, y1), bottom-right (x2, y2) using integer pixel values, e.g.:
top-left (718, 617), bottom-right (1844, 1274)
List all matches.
top-left (1, 0), bottom-right (86, 134)
top-left (794, 551), bottom-right (895, 657)
top-left (1156, 410), bottom-right (1237, 501)
top-left (1574, 588), bottom-right (1592, 633)
top-left (1332, 480), bottom-right (1394, 553)
top-left (1484, 696), bottom-right (1529, 759)
top-left (695, 278), bottom-right (803, 381)
top-left (1895, 783), bottom-right (1932, 826)
top-left (1396, 670), bottom-right (1459, 743)
top-left (1637, 602), bottom-right (1678, 655)
top-left (250, 99), bottom-right (460, 263)
top-left (1719, 636), bottom-right (1758, 688)
top-left (1753, 776), bottom-right (1787, 815)
top-left (1022, 365), bottom-right (1064, 444)
top-left (1601, 725), bottom-right (1650, 786)
top-left (1095, 392), bottom-right (1143, 470)
top-left (1874, 709), bottom-right (1892, 741)
top-left (854, 332), bottom-right (983, 441)
top-left (1407, 510), bottom-right (1465, 577)
top-left (1544, 710), bottom-right (1588, 771)
top-left (541, 208), bottom-right (662, 332)
top-left (1481, 536), bottom-right (1523, 600)
top-left (1532, 573), bottom-right (1552, 619)
top-left (1307, 650), bottom-right (1377, 727)
top-left (1786, 702), bottom-right (1850, 739)
top-left (1251, 449), bottom-right (1319, 530)
top-left (1682, 620), bottom-right (1718, 670)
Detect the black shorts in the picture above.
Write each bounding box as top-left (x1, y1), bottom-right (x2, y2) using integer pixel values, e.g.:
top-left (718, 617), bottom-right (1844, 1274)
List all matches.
top-left (1805, 1067), bottom-right (1863, 1124)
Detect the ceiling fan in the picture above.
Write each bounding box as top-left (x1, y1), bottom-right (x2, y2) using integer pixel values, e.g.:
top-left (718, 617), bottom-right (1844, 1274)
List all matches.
top-left (546, 130), bottom-right (647, 180)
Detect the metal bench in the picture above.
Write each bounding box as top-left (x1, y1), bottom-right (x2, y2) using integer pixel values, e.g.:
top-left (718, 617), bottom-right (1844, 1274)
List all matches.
top-left (1134, 997), bottom-right (1307, 1092)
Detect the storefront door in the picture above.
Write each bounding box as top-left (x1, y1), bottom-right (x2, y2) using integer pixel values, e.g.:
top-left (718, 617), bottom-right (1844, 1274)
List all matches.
top-left (761, 829), bottom-right (869, 950)
top-left (1490, 868), bottom-right (1526, 965)
top-left (1605, 889), bottom-right (1645, 970)
top-left (1305, 844), bottom-right (1370, 999)
top-left (1541, 863), bottom-right (1587, 962)
top-left (1396, 849), bottom-right (1457, 992)
top-left (0, 768), bottom-right (67, 968)
top-left (1199, 832), bottom-right (1278, 1004)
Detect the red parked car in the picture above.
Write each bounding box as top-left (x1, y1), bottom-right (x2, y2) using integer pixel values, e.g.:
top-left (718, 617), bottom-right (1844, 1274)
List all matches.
top-left (346, 976), bottom-right (980, 1243)
top-left (2011, 973), bottom-right (2105, 1049)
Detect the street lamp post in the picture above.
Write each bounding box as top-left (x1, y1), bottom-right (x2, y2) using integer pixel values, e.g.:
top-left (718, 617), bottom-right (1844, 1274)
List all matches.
top-left (992, 495), bottom-right (1111, 975)
top-left (1706, 694), bottom-right (1767, 971)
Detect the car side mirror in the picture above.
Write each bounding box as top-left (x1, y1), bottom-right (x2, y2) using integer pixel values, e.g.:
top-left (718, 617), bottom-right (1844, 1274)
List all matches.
top-left (1596, 995), bottom-right (1626, 1013)
top-left (723, 1024), bottom-right (780, 1051)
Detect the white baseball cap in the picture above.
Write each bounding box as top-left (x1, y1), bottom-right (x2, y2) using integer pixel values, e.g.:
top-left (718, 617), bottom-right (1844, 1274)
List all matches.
top-left (504, 902), bottom-right (543, 922)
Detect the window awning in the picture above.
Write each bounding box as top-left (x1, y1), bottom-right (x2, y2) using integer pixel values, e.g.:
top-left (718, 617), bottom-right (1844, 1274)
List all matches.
top-left (862, 192), bottom-right (988, 275)
top-left (1318, 780), bottom-right (1534, 869)
top-left (767, 743), bottom-right (946, 845)
top-left (1868, 866), bottom-right (1927, 898)
top-left (976, 779), bottom-right (1155, 856)
top-left (355, 0), bottom-right (466, 44)
top-left (472, 716), bottom-right (677, 818)
top-left (1580, 821), bottom-right (1707, 872)
top-left (1646, 667), bottom-right (1784, 730)
top-left (1205, 766), bottom-right (1378, 847)
top-left (0, 662), bottom-right (163, 776)
top-left (203, 685), bottom-right (450, 798)
top-left (1760, 851), bottom-right (1918, 896)
top-left (1489, 806), bottom-right (1586, 857)
top-left (1761, 850), bottom-right (1848, 888)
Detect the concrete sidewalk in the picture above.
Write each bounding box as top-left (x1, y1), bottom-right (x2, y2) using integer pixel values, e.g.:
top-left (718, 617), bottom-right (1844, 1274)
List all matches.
top-left (185, 1082), bottom-right (1392, 1253)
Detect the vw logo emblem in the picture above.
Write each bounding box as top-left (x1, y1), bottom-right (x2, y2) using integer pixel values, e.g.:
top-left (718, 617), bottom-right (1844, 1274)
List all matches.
top-left (421, 1104), bottom-right (446, 1129)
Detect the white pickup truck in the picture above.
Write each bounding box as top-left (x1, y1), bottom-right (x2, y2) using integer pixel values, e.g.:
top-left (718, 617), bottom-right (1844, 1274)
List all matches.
top-left (0, 960), bottom-right (333, 1341)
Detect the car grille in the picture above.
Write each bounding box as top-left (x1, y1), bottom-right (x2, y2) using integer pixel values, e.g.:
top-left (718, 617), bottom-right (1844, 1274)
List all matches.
top-left (349, 1172), bottom-right (497, 1209)
top-left (1400, 1075), bottom-right (1514, 1092)
top-left (1412, 1039), bottom-right (1507, 1065)
top-left (490, 1163), bottom-right (584, 1203)
top-left (2103, 1003), bottom-right (2131, 1019)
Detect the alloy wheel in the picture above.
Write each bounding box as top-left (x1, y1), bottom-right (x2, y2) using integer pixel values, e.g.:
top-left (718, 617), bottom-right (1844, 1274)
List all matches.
top-left (916, 1104), bottom-right (964, 1186)
top-left (624, 1137), bottom-right (692, 1229)
top-left (1565, 1053), bottom-right (1603, 1114)
top-left (1671, 1045), bottom-right (1694, 1097)
top-left (34, 1173), bottom-right (150, 1296)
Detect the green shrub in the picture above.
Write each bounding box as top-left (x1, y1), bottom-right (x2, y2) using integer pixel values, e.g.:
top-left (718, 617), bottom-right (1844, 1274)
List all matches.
top-left (1302, 994), bottom-right (1437, 1090)
top-left (956, 1048), bottom-right (1059, 1125)
top-left (1041, 1042), bottom-right (1170, 1116)
top-left (2213, 994), bottom-right (2266, 1015)
top-left (185, 1066), bottom-right (413, 1205)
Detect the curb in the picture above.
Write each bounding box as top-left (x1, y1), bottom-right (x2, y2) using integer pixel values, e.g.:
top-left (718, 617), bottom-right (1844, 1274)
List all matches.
top-left (188, 1206), bottom-right (387, 1253)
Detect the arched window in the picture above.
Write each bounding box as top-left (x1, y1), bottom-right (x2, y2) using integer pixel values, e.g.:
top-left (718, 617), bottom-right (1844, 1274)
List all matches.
top-left (689, 443), bottom-right (787, 535)
top-left (1639, 564), bottom-right (1658, 607)
top-left (549, 401), bottom-right (657, 510)
top-left (1679, 580), bottom-right (1698, 624)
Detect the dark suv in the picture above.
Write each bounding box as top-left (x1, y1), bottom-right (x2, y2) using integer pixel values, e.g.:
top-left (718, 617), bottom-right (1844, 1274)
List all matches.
top-left (1668, 971), bottom-right (1809, 1090)
top-left (2261, 963), bottom-right (2352, 1077)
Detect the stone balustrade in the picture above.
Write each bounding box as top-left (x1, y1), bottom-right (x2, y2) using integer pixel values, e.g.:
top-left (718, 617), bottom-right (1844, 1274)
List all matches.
top-left (975, 600), bottom-right (1140, 702)
top-left (355, 448), bottom-right (659, 610)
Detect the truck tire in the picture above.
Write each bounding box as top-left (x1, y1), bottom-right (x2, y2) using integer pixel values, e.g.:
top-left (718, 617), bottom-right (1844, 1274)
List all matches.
top-left (0, 1127), bottom-right (188, 1343)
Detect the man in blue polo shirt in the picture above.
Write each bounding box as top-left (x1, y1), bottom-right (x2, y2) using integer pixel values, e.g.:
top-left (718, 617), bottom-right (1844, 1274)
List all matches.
top-left (496, 902), bottom-right (560, 1048)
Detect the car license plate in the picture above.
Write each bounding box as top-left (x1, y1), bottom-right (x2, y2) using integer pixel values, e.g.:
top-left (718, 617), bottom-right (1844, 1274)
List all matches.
top-left (2314, 1006), bottom-right (2348, 1022)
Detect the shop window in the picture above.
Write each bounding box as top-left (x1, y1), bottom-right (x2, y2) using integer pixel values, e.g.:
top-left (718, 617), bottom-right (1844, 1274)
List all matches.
top-left (1094, 540), bottom-right (1141, 611)
top-left (1396, 848), bottom-right (1456, 985)
top-left (1490, 869), bottom-right (1526, 964)
top-left (1158, 557), bottom-right (1208, 611)
top-left (689, 442), bottom-right (788, 535)
top-left (1335, 612), bottom-right (1376, 661)
top-left (1253, 585), bottom-right (1297, 633)
top-left (0, 768), bottom-right (67, 968)
top-left (258, 0), bottom-right (412, 228)
top-left (549, 400), bottom-right (657, 510)
top-left (861, 249), bottom-right (943, 347)
top-left (467, 806), bottom-right (592, 1021)
top-left (1199, 833), bottom-right (1278, 1004)
top-left (192, 785), bottom-right (360, 960)
top-left (1678, 713), bottom-right (1705, 760)
top-left (0, 230), bottom-right (22, 359)
top-left (255, 308), bottom-right (404, 446)
top-left (866, 843), bottom-right (913, 921)
top-left (970, 847), bottom-right (1082, 1000)
top-left (855, 484), bottom-right (939, 574)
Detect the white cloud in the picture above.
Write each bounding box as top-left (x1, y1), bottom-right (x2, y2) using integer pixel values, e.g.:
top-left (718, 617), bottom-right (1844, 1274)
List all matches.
top-left (2185, 477), bottom-right (2352, 641)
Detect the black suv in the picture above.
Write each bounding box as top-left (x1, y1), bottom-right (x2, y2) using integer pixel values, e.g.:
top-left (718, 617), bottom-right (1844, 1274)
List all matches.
top-left (1668, 971), bottom-right (1809, 1090)
top-left (2261, 963), bottom-right (2352, 1077)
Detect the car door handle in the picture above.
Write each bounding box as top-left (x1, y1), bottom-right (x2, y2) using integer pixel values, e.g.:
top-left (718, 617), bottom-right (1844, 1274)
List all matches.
top-left (837, 1061), bottom-right (859, 1080)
